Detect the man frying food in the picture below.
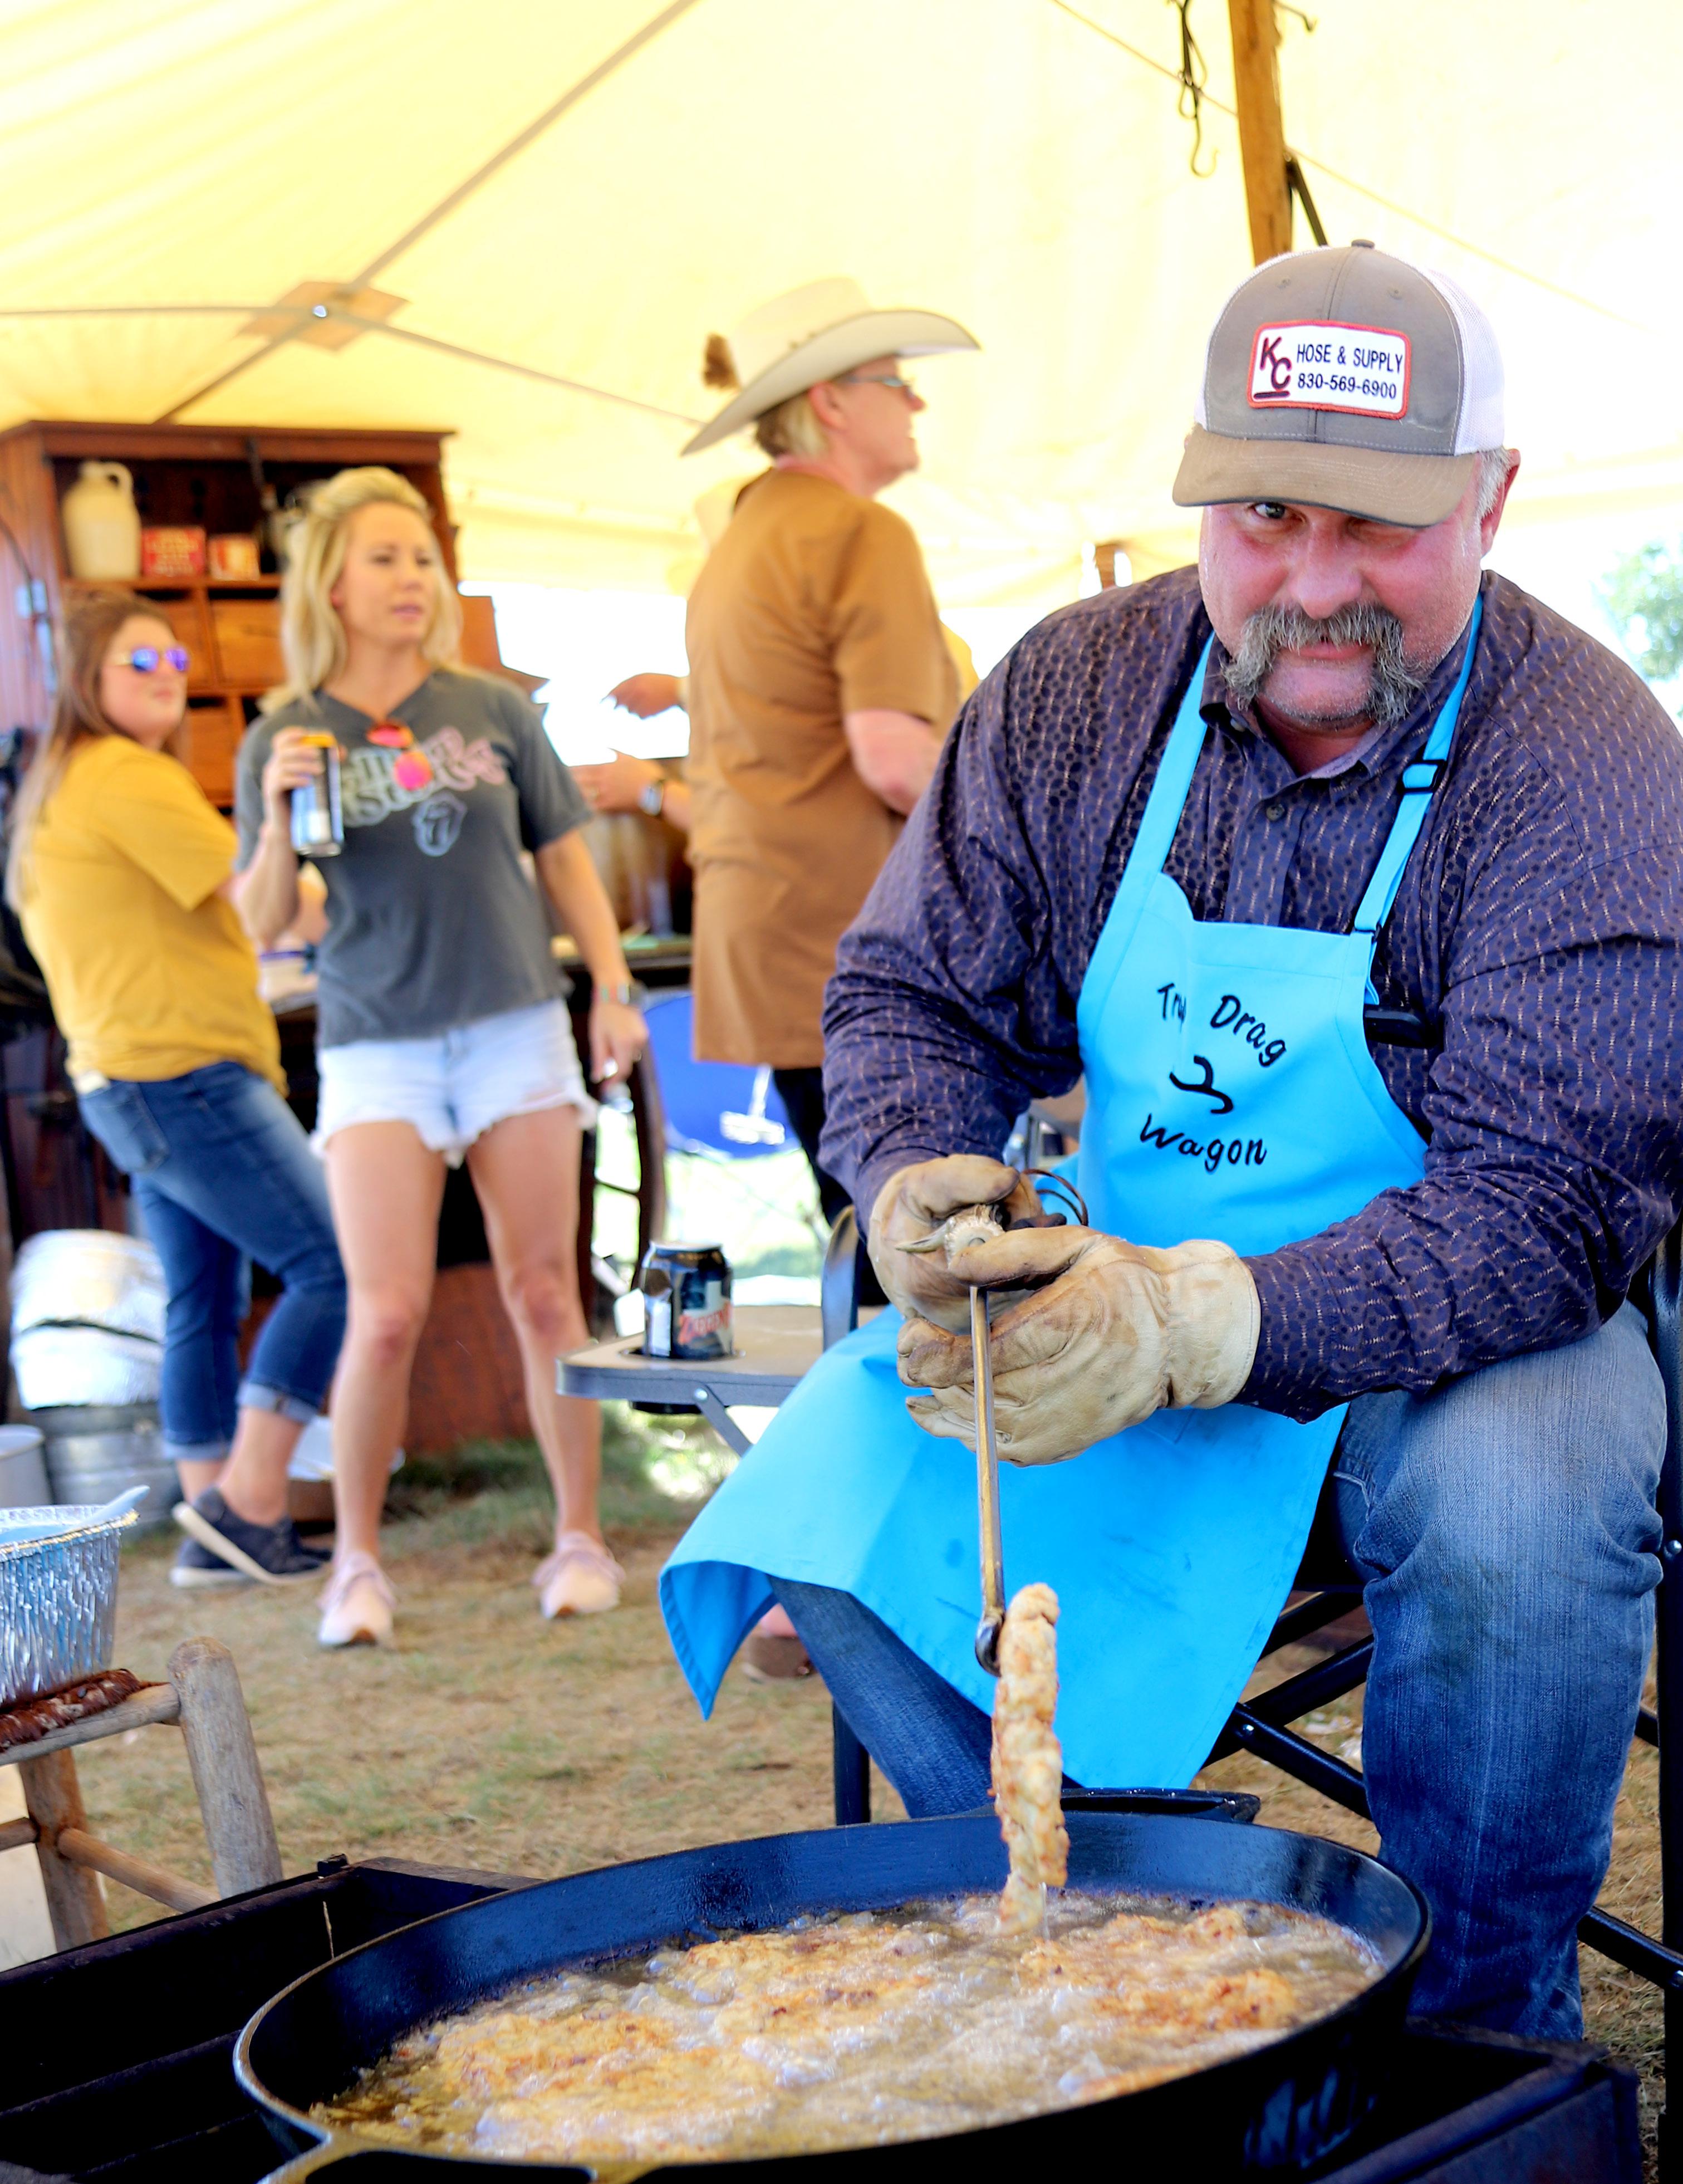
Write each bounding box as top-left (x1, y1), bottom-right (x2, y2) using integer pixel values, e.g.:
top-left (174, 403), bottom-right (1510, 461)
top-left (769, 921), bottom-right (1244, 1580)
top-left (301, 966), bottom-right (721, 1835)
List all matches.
top-left (662, 243), bottom-right (1683, 2037)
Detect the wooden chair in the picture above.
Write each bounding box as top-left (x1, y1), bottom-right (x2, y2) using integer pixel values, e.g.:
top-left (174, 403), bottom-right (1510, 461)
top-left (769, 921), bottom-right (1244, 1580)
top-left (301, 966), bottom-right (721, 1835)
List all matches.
top-left (0, 1635), bottom-right (281, 1950)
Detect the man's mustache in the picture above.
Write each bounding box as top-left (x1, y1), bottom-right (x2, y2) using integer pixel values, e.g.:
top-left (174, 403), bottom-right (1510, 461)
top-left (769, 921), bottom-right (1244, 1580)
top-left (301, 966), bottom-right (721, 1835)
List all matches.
top-left (1224, 602), bottom-right (1429, 728)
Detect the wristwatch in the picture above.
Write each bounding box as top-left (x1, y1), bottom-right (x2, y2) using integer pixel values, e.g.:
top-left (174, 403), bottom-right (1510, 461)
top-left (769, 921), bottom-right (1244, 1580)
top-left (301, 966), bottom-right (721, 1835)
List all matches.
top-left (636, 773), bottom-right (666, 818)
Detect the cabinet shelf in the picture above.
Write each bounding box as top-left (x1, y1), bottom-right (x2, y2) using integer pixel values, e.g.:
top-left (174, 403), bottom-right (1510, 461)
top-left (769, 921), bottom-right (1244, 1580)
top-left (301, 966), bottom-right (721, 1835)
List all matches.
top-left (65, 576), bottom-right (284, 595)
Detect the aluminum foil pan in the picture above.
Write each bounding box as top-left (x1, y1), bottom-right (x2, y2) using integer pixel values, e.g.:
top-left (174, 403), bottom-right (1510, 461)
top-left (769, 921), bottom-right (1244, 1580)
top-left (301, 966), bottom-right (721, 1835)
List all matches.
top-left (11, 1229), bottom-right (166, 1345)
top-left (12, 1325), bottom-right (162, 1411)
top-left (0, 1504), bottom-right (137, 1711)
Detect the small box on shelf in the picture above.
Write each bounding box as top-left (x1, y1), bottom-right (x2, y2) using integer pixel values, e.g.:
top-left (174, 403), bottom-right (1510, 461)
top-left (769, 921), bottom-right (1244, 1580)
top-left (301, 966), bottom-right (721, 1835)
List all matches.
top-left (207, 533), bottom-right (261, 581)
top-left (139, 526), bottom-right (206, 579)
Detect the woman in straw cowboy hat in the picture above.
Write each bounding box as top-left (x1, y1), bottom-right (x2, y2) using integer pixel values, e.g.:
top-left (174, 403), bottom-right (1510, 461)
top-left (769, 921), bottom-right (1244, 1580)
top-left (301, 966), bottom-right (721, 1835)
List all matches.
top-left (664, 278), bottom-right (976, 1681)
top-left (676, 277), bottom-right (977, 1226)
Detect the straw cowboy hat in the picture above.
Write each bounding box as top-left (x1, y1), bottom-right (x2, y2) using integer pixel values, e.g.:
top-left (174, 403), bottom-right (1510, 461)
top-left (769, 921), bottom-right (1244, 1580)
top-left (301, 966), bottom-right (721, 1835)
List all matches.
top-left (683, 277), bottom-right (978, 456)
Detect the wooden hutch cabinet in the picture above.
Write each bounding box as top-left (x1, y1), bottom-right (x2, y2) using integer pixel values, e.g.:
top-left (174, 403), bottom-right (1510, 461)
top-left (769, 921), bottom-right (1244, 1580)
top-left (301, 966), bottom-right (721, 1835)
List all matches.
top-left (0, 421), bottom-right (464, 807)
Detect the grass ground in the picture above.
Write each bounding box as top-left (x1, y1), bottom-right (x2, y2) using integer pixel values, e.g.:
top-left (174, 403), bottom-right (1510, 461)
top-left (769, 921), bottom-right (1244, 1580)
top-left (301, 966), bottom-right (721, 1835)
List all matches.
top-left (85, 1416), bottom-right (874, 1902)
top-left (65, 1413), bottom-right (1666, 2173)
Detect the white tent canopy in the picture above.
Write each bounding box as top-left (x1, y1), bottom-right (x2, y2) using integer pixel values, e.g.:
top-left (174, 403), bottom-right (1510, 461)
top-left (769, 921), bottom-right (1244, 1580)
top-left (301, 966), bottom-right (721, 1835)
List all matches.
top-left (2, 0), bottom-right (1679, 617)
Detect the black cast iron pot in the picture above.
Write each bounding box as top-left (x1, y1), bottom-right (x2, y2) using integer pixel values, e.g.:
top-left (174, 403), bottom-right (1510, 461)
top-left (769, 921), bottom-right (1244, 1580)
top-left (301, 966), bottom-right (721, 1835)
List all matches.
top-left (239, 1809), bottom-right (1428, 2180)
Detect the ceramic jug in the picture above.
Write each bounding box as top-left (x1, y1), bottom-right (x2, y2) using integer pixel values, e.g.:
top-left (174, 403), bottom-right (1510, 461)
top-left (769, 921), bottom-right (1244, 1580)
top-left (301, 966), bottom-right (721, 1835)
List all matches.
top-left (60, 462), bottom-right (141, 580)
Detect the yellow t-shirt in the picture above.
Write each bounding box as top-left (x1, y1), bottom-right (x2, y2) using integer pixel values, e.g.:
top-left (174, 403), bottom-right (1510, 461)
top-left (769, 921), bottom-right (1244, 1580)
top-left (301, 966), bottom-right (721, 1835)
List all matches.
top-left (18, 735), bottom-right (283, 1093)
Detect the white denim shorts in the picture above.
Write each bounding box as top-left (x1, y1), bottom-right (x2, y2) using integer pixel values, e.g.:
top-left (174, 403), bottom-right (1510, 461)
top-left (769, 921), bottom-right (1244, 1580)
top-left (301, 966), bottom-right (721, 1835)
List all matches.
top-left (315, 999), bottom-right (597, 1166)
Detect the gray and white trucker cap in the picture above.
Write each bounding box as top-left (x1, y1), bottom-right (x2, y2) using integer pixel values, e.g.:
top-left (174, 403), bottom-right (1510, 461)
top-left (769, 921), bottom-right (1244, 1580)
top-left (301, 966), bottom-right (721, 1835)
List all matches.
top-left (1172, 242), bottom-right (1504, 527)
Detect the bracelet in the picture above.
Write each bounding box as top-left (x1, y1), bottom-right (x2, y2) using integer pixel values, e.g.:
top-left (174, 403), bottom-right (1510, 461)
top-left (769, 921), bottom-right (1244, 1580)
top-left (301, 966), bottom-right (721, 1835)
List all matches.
top-left (601, 981), bottom-right (635, 1007)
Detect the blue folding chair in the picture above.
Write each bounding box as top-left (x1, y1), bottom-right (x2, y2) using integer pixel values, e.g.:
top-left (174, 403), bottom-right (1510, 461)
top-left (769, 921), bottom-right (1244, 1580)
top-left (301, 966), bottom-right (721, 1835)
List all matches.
top-left (640, 990), bottom-right (794, 1161)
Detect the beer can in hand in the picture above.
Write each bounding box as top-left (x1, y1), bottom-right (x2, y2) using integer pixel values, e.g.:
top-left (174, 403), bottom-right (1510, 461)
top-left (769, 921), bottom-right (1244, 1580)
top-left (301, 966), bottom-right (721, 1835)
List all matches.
top-left (290, 732), bottom-right (344, 857)
top-left (640, 1242), bottom-right (734, 1361)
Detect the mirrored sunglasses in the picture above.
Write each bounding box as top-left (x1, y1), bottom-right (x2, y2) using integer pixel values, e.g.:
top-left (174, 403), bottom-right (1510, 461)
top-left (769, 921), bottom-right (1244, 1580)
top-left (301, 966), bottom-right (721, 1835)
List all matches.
top-left (111, 645), bottom-right (190, 674)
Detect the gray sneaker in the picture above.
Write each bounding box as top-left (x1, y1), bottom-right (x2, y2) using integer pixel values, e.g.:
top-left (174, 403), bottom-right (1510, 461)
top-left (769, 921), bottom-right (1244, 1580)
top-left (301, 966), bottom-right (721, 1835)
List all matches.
top-left (174, 1488), bottom-right (328, 1586)
top-left (169, 1536), bottom-right (250, 1590)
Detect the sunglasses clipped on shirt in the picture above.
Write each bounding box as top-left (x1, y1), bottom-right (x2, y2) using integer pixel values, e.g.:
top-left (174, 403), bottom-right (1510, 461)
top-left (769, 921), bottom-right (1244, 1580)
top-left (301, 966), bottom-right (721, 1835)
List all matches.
top-left (111, 645), bottom-right (191, 674)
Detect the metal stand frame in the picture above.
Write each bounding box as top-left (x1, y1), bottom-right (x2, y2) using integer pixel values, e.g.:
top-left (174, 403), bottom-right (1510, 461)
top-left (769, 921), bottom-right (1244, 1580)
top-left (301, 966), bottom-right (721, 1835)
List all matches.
top-left (1655, 1222), bottom-right (1683, 2178)
top-left (821, 1210), bottom-right (1683, 2171)
top-left (1205, 1222), bottom-right (1683, 2172)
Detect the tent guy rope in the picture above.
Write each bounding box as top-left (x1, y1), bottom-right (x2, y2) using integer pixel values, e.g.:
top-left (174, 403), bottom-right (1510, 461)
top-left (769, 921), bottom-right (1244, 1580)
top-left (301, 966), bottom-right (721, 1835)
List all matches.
top-left (1043, 0), bottom-right (1655, 334)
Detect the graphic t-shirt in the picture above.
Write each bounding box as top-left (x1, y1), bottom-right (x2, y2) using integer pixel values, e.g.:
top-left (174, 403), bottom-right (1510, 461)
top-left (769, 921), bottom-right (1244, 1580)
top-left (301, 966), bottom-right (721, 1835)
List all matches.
top-left (19, 734), bottom-right (283, 1091)
top-left (237, 670), bottom-right (588, 1048)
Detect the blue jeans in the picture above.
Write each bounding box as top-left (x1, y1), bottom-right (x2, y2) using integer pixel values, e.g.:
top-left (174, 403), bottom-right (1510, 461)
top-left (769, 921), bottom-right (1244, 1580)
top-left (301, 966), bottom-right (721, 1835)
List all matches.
top-left (78, 1063), bottom-right (347, 1463)
top-left (774, 1303), bottom-right (1665, 2040)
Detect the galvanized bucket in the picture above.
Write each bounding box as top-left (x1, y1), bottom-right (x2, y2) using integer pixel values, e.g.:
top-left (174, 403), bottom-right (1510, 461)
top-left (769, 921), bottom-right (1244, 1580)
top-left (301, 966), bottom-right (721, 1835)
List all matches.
top-left (33, 1405), bottom-right (175, 1535)
top-left (0, 1504), bottom-right (138, 1710)
top-left (0, 1427), bottom-right (49, 1510)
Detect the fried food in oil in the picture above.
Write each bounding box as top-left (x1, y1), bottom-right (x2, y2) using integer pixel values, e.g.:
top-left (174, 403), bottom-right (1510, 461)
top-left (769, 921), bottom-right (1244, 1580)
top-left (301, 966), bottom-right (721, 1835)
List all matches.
top-left (1024, 1905), bottom-right (1298, 2039)
top-left (993, 1580), bottom-right (1069, 1928)
top-left (323, 1894), bottom-right (1380, 2165)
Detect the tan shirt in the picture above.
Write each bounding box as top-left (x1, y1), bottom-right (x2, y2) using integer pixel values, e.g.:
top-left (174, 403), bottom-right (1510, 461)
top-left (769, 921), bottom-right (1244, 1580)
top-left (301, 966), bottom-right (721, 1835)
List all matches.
top-left (684, 469), bottom-right (959, 1066)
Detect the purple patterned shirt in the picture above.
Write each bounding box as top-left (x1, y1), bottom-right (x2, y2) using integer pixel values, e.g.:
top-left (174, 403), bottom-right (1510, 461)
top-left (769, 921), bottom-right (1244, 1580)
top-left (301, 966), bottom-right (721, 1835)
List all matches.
top-left (820, 568), bottom-right (1683, 1421)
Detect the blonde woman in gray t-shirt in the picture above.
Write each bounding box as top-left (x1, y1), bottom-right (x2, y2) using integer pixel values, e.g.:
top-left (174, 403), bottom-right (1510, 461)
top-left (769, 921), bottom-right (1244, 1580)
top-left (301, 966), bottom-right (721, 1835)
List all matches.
top-left (235, 468), bottom-right (646, 1648)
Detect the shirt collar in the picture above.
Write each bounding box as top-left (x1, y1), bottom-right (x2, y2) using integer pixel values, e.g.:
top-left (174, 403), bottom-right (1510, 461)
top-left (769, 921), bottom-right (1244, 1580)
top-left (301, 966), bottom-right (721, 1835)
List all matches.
top-left (314, 673), bottom-right (438, 730)
top-left (1197, 583), bottom-right (1484, 790)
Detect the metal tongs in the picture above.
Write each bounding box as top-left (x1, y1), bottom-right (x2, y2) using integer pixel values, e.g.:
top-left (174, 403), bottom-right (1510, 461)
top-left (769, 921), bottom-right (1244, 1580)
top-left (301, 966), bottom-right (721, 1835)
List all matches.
top-left (899, 1169), bottom-right (1087, 1675)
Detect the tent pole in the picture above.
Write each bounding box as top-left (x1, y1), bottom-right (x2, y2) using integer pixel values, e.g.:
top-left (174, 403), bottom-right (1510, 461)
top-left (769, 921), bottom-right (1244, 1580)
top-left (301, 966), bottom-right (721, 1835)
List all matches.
top-left (1226, 0), bottom-right (1293, 264)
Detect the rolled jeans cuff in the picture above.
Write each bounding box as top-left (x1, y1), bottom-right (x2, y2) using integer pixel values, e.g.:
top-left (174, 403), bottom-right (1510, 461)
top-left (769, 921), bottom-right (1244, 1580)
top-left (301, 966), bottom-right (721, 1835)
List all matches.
top-left (163, 1434), bottom-right (231, 1466)
top-left (237, 1378), bottom-right (319, 1428)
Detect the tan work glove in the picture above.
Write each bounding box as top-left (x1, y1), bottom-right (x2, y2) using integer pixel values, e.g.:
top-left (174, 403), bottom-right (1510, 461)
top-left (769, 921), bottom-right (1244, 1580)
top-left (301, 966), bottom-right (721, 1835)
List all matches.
top-left (867, 1156), bottom-right (1046, 1334)
top-left (896, 1226), bottom-right (1260, 1465)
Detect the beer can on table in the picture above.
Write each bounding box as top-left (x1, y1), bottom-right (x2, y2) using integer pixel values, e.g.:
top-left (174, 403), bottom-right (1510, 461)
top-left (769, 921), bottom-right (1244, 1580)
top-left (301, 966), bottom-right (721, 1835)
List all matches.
top-left (639, 1242), bottom-right (733, 1361)
top-left (290, 732), bottom-right (344, 857)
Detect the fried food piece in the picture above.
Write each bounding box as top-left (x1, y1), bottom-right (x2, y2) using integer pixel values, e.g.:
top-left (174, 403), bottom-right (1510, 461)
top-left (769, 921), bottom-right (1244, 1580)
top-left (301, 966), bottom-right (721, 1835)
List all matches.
top-left (1022, 1901), bottom-right (1265, 1982)
top-left (437, 2004), bottom-right (676, 2098)
top-left (675, 1920), bottom-right (946, 2002)
top-left (992, 1581), bottom-right (1069, 1930)
top-left (1087, 1967), bottom-right (1299, 2034)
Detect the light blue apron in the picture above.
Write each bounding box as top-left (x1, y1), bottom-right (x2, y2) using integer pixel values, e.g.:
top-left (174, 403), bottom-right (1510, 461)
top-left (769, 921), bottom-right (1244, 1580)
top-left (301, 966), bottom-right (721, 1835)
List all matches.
top-left (661, 604), bottom-right (1480, 1788)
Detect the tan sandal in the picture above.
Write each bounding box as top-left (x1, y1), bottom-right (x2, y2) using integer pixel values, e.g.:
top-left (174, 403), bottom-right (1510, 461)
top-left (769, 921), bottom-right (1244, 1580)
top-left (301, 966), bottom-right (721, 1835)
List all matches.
top-left (535, 1531), bottom-right (625, 1618)
top-left (317, 1551), bottom-right (395, 1648)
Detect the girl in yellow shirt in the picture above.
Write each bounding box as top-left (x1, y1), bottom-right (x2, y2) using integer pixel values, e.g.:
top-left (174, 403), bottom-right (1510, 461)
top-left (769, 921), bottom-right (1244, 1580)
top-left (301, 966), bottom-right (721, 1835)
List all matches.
top-left (9, 590), bottom-right (345, 1590)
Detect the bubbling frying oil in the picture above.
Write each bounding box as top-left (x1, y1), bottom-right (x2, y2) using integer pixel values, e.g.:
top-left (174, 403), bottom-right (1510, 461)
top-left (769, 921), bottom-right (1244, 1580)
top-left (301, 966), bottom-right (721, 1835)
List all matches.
top-left (320, 1891), bottom-right (1381, 2164)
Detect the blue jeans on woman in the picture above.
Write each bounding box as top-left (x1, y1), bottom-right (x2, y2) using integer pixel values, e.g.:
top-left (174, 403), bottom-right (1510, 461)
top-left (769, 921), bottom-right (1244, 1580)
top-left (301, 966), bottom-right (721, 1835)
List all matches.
top-left (775, 1303), bottom-right (1665, 2041)
top-left (78, 1062), bottom-right (346, 1463)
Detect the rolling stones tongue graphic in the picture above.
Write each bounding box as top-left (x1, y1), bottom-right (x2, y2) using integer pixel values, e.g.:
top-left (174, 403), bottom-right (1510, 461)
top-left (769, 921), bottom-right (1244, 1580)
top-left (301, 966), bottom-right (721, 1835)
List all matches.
top-left (338, 723), bottom-right (507, 832)
top-left (369, 719), bottom-right (434, 791)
